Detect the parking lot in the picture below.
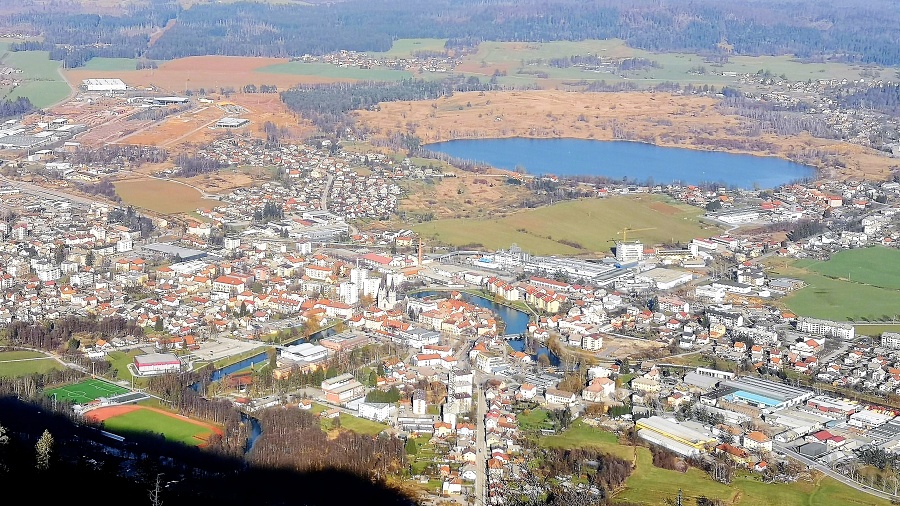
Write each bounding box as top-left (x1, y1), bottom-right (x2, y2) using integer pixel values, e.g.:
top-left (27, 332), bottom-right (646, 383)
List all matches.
top-left (191, 337), bottom-right (263, 362)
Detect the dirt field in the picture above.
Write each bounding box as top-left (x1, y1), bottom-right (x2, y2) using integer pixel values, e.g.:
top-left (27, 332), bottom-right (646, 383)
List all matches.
top-left (64, 55), bottom-right (354, 95)
top-left (114, 177), bottom-right (219, 214)
top-left (355, 90), bottom-right (897, 180)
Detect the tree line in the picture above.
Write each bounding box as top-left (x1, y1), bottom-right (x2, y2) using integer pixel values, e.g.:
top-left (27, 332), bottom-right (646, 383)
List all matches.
top-left (0, 96), bottom-right (33, 118)
top-left (9, 0), bottom-right (900, 67)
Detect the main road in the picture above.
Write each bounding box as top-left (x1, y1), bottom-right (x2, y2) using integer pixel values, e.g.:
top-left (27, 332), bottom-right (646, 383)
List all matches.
top-left (473, 371), bottom-right (488, 506)
top-left (0, 175), bottom-right (102, 208)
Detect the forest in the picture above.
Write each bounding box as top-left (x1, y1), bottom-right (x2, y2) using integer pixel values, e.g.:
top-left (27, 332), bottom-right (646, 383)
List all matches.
top-left (3, 0), bottom-right (900, 66)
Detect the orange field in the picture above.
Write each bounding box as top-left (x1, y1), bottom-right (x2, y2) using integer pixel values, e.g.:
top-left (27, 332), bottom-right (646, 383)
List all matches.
top-left (65, 55), bottom-right (354, 95)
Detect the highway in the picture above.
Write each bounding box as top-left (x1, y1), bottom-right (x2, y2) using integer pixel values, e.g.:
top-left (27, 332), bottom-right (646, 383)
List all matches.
top-left (774, 442), bottom-right (895, 501)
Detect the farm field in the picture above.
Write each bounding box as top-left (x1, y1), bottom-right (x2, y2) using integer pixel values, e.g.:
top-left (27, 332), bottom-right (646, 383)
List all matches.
top-left (538, 422), bottom-right (888, 505)
top-left (0, 350), bottom-right (63, 377)
top-left (46, 378), bottom-right (130, 404)
top-left (114, 178), bottom-right (219, 214)
top-left (0, 48), bottom-right (71, 108)
top-left (770, 250), bottom-right (900, 321)
top-left (412, 196), bottom-right (718, 256)
top-left (86, 405), bottom-right (221, 446)
top-left (854, 324), bottom-right (900, 337)
top-left (257, 62), bottom-right (414, 81)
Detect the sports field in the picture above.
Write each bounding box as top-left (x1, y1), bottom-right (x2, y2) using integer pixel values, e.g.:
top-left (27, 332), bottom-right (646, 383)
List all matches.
top-left (86, 405), bottom-right (222, 446)
top-left (412, 195), bottom-right (719, 255)
top-left (46, 378), bottom-right (130, 404)
top-left (0, 350), bottom-right (63, 377)
top-left (114, 178), bottom-right (219, 214)
top-left (771, 248), bottom-right (900, 321)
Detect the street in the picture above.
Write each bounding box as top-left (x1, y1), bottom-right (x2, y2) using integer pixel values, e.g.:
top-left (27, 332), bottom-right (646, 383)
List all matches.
top-left (774, 442), bottom-right (895, 501)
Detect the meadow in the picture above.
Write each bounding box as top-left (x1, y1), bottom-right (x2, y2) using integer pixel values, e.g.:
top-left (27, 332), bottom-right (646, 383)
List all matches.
top-left (459, 39), bottom-right (883, 89)
top-left (770, 249), bottom-right (900, 321)
top-left (374, 38), bottom-right (449, 58)
top-left (114, 178), bottom-right (219, 214)
top-left (412, 196), bottom-right (718, 256)
top-left (0, 47), bottom-right (71, 108)
top-left (81, 57), bottom-right (142, 71)
top-left (0, 350), bottom-right (62, 377)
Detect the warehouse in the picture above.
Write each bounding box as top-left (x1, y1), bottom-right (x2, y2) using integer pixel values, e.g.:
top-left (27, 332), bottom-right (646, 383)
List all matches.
top-left (216, 117), bottom-right (250, 128)
top-left (721, 376), bottom-right (813, 409)
top-left (134, 353), bottom-right (181, 375)
top-left (81, 78), bottom-right (127, 92)
top-left (635, 416), bottom-right (717, 457)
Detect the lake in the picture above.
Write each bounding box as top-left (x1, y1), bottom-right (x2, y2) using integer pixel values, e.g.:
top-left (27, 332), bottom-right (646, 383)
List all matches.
top-left (426, 138), bottom-right (816, 189)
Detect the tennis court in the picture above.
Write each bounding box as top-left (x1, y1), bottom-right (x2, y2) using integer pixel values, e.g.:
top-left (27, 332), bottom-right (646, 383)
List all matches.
top-left (46, 378), bottom-right (130, 404)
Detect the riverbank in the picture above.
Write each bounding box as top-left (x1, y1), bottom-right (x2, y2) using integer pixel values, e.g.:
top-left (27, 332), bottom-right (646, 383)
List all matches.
top-left (408, 286), bottom-right (540, 320)
top-left (355, 90), bottom-right (895, 181)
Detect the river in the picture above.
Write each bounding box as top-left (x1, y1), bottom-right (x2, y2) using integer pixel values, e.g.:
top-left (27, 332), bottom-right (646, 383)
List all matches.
top-left (426, 138), bottom-right (816, 189)
top-left (411, 290), bottom-right (559, 365)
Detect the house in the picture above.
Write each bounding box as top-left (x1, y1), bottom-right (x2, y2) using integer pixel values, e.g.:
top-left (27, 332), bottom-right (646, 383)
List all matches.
top-left (582, 377), bottom-right (615, 402)
top-left (442, 478), bottom-right (462, 496)
top-left (545, 388), bottom-right (577, 406)
top-left (742, 431), bottom-right (773, 452)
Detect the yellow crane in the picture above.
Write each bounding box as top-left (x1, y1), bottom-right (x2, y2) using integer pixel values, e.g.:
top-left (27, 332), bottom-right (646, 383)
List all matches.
top-left (616, 227), bottom-right (656, 242)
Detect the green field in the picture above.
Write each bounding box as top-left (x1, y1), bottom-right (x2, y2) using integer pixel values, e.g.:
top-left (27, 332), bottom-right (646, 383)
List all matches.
top-left (0, 350), bottom-right (63, 377)
top-left (258, 62), bottom-right (414, 81)
top-left (335, 413), bottom-right (391, 435)
top-left (854, 324), bottom-right (900, 337)
top-left (373, 38), bottom-right (449, 58)
top-left (46, 378), bottom-right (129, 404)
top-left (538, 421), bottom-right (888, 505)
top-left (106, 349), bottom-right (144, 382)
top-left (413, 196), bottom-right (719, 255)
top-left (81, 57), bottom-right (141, 71)
top-left (772, 248), bottom-right (900, 321)
top-left (101, 407), bottom-right (218, 446)
top-left (801, 247), bottom-right (900, 289)
top-left (0, 48), bottom-right (71, 108)
top-left (461, 39), bottom-right (882, 89)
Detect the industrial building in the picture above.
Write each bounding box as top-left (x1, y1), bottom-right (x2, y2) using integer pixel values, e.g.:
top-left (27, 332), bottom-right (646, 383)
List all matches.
top-left (615, 241), bottom-right (644, 263)
top-left (216, 117), bottom-right (250, 128)
top-left (133, 353), bottom-right (181, 375)
top-left (81, 78), bottom-right (127, 92)
top-left (718, 376), bottom-right (813, 410)
top-left (280, 342), bottom-right (328, 364)
top-left (635, 416), bottom-right (717, 457)
top-left (321, 373), bottom-right (365, 406)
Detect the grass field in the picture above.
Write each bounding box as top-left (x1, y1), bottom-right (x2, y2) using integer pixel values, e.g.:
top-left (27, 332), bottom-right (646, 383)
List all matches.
top-left (539, 421), bottom-right (888, 505)
top-left (770, 249), bottom-right (900, 321)
top-left (335, 413), bottom-right (391, 435)
top-left (106, 349), bottom-right (143, 382)
top-left (854, 324), bottom-right (900, 337)
top-left (375, 38), bottom-right (449, 58)
top-left (114, 178), bottom-right (219, 214)
top-left (459, 39), bottom-right (882, 89)
top-left (81, 57), bottom-right (141, 71)
top-left (46, 379), bottom-right (129, 404)
top-left (0, 350), bottom-right (63, 377)
top-left (96, 406), bottom-right (219, 446)
top-left (801, 247), bottom-right (900, 290)
top-left (0, 48), bottom-right (71, 108)
top-left (412, 196), bottom-right (719, 255)
top-left (257, 62), bottom-right (414, 81)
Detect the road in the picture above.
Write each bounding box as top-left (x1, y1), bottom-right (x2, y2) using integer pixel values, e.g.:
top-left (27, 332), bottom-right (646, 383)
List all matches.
top-left (473, 372), bottom-right (488, 506)
top-left (774, 442), bottom-right (895, 501)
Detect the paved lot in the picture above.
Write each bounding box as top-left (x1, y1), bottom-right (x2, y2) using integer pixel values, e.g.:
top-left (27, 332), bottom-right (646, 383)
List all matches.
top-left (191, 337), bottom-right (263, 362)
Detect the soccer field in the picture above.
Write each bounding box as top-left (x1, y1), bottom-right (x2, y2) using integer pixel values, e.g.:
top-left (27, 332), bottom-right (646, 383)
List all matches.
top-left (46, 379), bottom-right (130, 404)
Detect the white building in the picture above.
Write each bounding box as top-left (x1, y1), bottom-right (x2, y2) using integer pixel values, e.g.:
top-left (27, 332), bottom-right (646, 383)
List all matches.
top-left (797, 317), bottom-right (855, 339)
top-left (358, 402), bottom-right (393, 422)
top-left (615, 241), bottom-right (644, 263)
top-left (882, 332), bottom-right (900, 349)
top-left (582, 333), bottom-right (604, 351)
top-left (82, 78), bottom-right (127, 92)
top-left (134, 353), bottom-right (181, 375)
top-left (280, 342), bottom-right (328, 363)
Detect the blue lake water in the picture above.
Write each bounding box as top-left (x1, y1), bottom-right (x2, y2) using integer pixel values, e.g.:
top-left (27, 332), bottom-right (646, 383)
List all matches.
top-left (426, 138), bottom-right (816, 189)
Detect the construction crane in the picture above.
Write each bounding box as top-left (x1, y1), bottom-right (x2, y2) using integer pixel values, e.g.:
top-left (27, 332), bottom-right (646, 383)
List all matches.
top-left (616, 227), bottom-right (656, 242)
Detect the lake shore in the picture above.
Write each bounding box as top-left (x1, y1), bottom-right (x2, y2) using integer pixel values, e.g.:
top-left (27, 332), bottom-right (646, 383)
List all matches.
top-left (355, 90), bottom-right (896, 181)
